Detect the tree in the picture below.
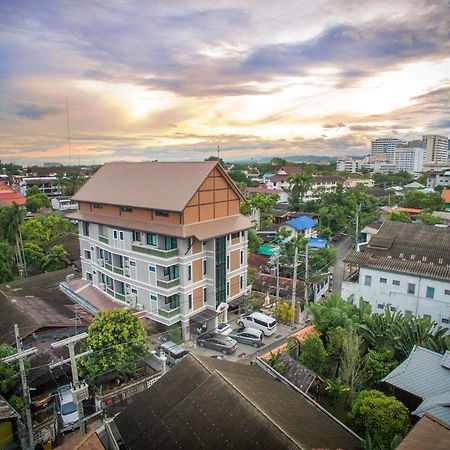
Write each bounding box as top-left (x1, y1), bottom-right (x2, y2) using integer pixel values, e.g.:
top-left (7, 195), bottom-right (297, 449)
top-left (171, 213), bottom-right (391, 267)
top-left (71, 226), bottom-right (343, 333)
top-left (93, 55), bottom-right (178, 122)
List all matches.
top-left (363, 350), bottom-right (398, 388)
top-left (402, 190), bottom-right (444, 211)
top-left (289, 174), bottom-right (312, 208)
top-left (0, 344), bottom-right (21, 397)
top-left (270, 157), bottom-right (288, 168)
top-left (248, 230), bottom-right (262, 253)
top-left (23, 242), bottom-right (45, 269)
top-left (298, 331), bottom-right (328, 376)
top-left (241, 193), bottom-right (278, 226)
top-left (26, 194), bottom-right (51, 213)
top-left (419, 213), bottom-right (444, 225)
top-left (339, 327), bottom-right (365, 396)
top-left (352, 390), bottom-right (410, 448)
top-left (80, 309), bottom-right (148, 379)
top-left (204, 156), bottom-right (225, 167)
top-left (26, 185), bottom-right (41, 197)
top-left (387, 211), bottom-right (411, 223)
top-left (0, 241), bottom-right (15, 282)
top-left (42, 245), bottom-right (69, 271)
top-left (273, 301), bottom-right (294, 325)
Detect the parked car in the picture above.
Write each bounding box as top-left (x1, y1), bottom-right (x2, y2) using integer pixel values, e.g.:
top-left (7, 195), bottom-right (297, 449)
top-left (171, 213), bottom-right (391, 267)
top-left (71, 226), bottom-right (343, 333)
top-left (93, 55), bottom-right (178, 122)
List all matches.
top-left (237, 312), bottom-right (277, 336)
top-left (230, 327), bottom-right (264, 347)
top-left (156, 341), bottom-right (190, 367)
top-left (56, 385), bottom-right (79, 432)
top-left (196, 333), bottom-right (237, 355)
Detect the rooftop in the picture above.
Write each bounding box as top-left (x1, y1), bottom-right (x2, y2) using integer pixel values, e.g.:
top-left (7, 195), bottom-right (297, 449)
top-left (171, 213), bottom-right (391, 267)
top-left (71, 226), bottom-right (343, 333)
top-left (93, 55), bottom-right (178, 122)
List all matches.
top-left (73, 161), bottom-right (243, 212)
top-left (112, 354), bottom-right (362, 449)
top-left (0, 395), bottom-right (19, 421)
top-left (383, 346), bottom-right (450, 424)
top-left (286, 215), bottom-right (318, 231)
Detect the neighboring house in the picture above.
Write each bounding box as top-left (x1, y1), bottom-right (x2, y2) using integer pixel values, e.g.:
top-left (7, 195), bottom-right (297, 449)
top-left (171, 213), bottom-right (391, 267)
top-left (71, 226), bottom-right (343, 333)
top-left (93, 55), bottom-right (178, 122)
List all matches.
top-left (382, 346), bottom-right (450, 425)
top-left (277, 165), bottom-right (304, 176)
top-left (51, 197), bottom-right (79, 211)
top-left (17, 176), bottom-right (61, 197)
top-left (442, 189), bottom-right (450, 211)
top-left (246, 186), bottom-right (289, 204)
top-left (359, 222), bottom-right (382, 245)
top-left (404, 181), bottom-right (425, 190)
top-left (285, 215), bottom-right (318, 239)
top-left (343, 178), bottom-right (375, 189)
top-left (397, 413), bottom-right (450, 450)
top-left (105, 354), bottom-right (362, 449)
top-left (0, 180), bottom-right (26, 206)
top-left (67, 161), bottom-right (252, 341)
top-left (427, 168), bottom-right (450, 189)
top-left (341, 221), bottom-right (450, 326)
top-left (0, 396), bottom-right (20, 449)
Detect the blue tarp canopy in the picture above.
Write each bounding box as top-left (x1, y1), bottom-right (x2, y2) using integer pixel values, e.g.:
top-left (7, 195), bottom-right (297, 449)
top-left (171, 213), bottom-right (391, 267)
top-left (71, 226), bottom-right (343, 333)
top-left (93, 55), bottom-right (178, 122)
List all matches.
top-left (307, 237), bottom-right (328, 248)
top-left (257, 245), bottom-right (280, 256)
top-left (286, 216), bottom-right (318, 231)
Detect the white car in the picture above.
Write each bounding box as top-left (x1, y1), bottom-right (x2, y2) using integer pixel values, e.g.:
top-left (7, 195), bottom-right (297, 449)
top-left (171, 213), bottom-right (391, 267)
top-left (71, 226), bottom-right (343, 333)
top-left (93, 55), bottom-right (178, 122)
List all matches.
top-left (56, 385), bottom-right (79, 432)
top-left (237, 312), bottom-right (277, 336)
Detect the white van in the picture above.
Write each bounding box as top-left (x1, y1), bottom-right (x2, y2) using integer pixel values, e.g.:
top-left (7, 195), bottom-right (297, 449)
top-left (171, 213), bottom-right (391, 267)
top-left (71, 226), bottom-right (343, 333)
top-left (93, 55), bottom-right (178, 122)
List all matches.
top-left (237, 312), bottom-right (277, 336)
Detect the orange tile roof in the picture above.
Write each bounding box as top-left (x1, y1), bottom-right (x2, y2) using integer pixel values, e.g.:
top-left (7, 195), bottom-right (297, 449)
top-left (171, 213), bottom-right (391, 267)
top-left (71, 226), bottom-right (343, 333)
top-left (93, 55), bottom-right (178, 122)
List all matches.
top-left (0, 181), bottom-right (26, 206)
top-left (397, 207), bottom-right (423, 214)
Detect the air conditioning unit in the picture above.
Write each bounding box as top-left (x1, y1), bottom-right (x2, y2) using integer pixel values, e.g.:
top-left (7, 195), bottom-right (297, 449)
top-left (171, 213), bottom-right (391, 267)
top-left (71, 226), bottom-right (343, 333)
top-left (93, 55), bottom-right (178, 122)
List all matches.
top-left (99, 283), bottom-right (106, 290)
top-left (124, 268), bottom-right (131, 277)
top-left (136, 303), bottom-right (144, 311)
top-left (97, 258), bottom-right (104, 267)
top-left (126, 293), bottom-right (137, 307)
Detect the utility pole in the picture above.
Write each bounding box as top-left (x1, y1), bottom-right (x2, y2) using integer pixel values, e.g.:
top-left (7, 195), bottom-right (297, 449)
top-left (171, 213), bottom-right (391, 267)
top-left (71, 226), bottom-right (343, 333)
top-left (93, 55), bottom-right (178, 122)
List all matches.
top-left (276, 256), bottom-right (280, 301)
top-left (303, 244), bottom-right (309, 308)
top-left (2, 325), bottom-right (37, 450)
top-left (355, 204), bottom-right (360, 251)
top-left (51, 333), bottom-right (92, 435)
top-left (291, 245), bottom-right (298, 326)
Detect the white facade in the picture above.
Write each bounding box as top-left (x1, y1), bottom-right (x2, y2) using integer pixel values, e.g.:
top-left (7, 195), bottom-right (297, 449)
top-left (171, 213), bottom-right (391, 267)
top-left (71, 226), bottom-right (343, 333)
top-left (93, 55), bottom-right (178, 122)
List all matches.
top-left (371, 138), bottom-right (406, 162)
top-left (78, 222), bottom-right (248, 338)
top-left (343, 178), bottom-right (375, 189)
top-left (394, 147), bottom-right (425, 173)
top-left (423, 135), bottom-right (448, 164)
top-left (427, 169), bottom-right (450, 189)
top-left (341, 267), bottom-right (450, 327)
top-left (337, 157), bottom-right (363, 173)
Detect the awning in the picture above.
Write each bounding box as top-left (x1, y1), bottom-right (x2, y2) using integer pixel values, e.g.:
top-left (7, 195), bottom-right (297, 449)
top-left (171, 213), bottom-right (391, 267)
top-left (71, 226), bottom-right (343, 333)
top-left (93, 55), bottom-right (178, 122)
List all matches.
top-left (228, 295), bottom-right (249, 308)
top-left (190, 308), bottom-right (218, 325)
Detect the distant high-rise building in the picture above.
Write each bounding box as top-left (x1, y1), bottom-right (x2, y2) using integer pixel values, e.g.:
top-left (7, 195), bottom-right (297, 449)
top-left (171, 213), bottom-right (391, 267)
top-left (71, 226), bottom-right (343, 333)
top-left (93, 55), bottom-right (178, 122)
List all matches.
top-left (336, 156), bottom-right (363, 173)
top-left (370, 138), bottom-right (406, 162)
top-left (423, 134), bottom-right (448, 164)
top-left (394, 147), bottom-right (425, 173)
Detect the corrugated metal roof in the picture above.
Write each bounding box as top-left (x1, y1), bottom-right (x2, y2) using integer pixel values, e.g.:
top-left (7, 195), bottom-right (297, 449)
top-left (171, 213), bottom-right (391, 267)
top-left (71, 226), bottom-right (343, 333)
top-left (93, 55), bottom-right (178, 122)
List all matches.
top-left (286, 215), bottom-right (318, 231)
top-left (0, 395), bottom-right (19, 420)
top-left (73, 161), bottom-right (243, 212)
top-left (344, 252), bottom-right (450, 281)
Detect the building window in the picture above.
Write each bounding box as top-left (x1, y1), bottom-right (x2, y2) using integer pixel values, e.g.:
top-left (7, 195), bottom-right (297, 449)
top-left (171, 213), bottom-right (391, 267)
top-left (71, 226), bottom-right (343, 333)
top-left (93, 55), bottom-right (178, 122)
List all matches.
top-left (119, 231), bottom-right (124, 241)
top-left (93, 203), bottom-right (103, 209)
top-left (240, 250), bottom-right (244, 265)
top-left (226, 281), bottom-right (230, 296)
top-left (203, 260), bottom-right (207, 275)
top-left (203, 287), bottom-right (207, 303)
top-left (231, 232), bottom-right (239, 240)
top-left (113, 230), bottom-right (118, 239)
top-left (407, 283), bottom-right (416, 295)
top-left (426, 287), bottom-right (435, 299)
top-left (393, 280), bottom-right (400, 286)
top-left (423, 314), bottom-right (431, 321)
top-left (82, 222), bottom-right (89, 237)
top-left (148, 265), bottom-right (156, 273)
top-left (165, 294), bottom-right (180, 309)
top-left (240, 276), bottom-right (243, 290)
top-left (445, 289), bottom-right (450, 295)
top-left (120, 206), bottom-right (132, 213)
top-left (404, 310), bottom-right (413, 319)
top-left (132, 231), bottom-right (141, 242)
top-left (150, 294), bottom-right (157, 301)
top-left (164, 265), bottom-right (179, 280)
top-left (130, 260), bottom-right (136, 267)
top-left (146, 233), bottom-right (157, 246)
top-left (364, 275), bottom-right (372, 286)
top-left (164, 236), bottom-right (177, 250)
top-left (188, 294), bottom-right (192, 310)
top-left (226, 255), bottom-right (230, 270)
top-left (380, 278), bottom-right (387, 284)
top-left (84, 250), bottom-right (91, 260)
top-left (86, 272), bottom-right (92, 281)
top-left (377, 303), bottom-right (385, 309)
top-left (442, 318), bottom-right (449, 324)
top-left (155, 210), bottom-right (169, 217)
top-left (187, 265), bottom-right (192, 281)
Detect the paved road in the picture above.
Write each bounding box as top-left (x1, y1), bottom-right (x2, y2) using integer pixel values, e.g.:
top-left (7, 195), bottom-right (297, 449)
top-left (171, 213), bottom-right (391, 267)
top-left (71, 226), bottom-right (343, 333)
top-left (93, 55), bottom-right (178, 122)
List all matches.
top-left (332, 236), bottom-right (353, 295)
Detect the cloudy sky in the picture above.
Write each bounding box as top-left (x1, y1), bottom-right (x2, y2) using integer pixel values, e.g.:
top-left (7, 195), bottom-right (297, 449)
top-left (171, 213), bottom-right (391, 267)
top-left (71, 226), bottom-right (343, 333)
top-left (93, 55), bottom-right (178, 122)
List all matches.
top-left (1, 0), bottom-right (449, 165)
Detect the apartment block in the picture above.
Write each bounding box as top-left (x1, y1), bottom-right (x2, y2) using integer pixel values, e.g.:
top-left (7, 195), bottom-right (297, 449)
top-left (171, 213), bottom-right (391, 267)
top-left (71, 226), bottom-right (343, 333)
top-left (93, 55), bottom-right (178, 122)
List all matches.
top-left (336, 156), bottom-right (363, 173)
top-left (68, 161), bottom-right (252, 340)
top-left (393, 147), bottom-right (425, 173)
top-left (423, 135), bottom-right (448, 164)
top-left (370, 138), bottom-right (406, 162)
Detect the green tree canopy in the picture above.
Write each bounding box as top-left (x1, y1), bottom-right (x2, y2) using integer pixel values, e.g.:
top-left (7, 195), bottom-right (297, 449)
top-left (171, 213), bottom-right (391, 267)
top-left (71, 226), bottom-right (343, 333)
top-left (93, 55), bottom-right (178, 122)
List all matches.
top-left (298, 331), bottom-right (328, 376)
top-left (80, 309), bottom-right (148, 379)
top-left (419, 213), bottom-right (444, 225)
top-left (387, 211), bottom-right (411, 223)
top-left (26, 185), bottom-right (41, 197)
top-left (0, 344), bottom-right (20, 396)
top-left (25, 194), bottom-right (51, 213)
top-left (23, 242), bottom-right (46, 269)
top-left (351, 390), bottom-right (410, 447)
top-left (0, 241), bottom-right (15, 282)
top-left (42, 245), bottom-right (69, 272)
top-left (248, 230), bottom-right (262, 253)
top-left (363, 349), bottom-right (398, 388)
top-left (402, 190), bottom-right (444, 211)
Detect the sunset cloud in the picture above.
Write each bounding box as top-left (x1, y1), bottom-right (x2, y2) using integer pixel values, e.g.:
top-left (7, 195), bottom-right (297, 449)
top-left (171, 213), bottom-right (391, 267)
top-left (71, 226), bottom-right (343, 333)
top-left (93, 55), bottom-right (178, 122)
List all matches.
top-left (0, 0), bottom-right (449, 164)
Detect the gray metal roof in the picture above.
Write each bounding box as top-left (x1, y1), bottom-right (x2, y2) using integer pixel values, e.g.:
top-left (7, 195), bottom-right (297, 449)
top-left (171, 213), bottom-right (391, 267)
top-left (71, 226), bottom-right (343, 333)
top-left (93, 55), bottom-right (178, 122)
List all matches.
top-left (383, 346), bottom-right (450, 424)
top-left (0, 395), bottom-right (19, 421)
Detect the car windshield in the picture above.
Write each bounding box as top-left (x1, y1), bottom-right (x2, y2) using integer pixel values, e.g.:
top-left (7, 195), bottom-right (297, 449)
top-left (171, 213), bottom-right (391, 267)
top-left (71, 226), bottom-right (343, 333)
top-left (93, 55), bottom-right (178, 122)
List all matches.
top-left (61, 401), bottom-right (77, 415)
top-left (268, 320), bottom-right (277, 327)
top-left (224, 338), bottom-right (235, 345)
top-left (172, 350), bottom-right (189, 359)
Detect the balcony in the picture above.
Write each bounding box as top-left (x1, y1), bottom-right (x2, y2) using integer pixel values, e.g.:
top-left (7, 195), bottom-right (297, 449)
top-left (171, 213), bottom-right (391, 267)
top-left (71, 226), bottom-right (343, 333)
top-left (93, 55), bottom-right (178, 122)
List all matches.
top-left (157, 278), bottom-right (180, 289)
top-left (158, 307), bottom-right (181, 318)
top-left (131, 244), bottom-right (178, 258)
top-left (99, 235), bottom-right (109, 244)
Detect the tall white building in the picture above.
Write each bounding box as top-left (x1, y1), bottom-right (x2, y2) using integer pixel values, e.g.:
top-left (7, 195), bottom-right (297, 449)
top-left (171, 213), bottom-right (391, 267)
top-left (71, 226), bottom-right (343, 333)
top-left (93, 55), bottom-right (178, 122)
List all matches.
top-left (423, 135), bottom-right (448, 164)
top-left (371, 138), bottom-right (406, 162)
top-left (336, 156), bottom-right (363, 173)
top-left (394, 147), bottom-right (426, 173)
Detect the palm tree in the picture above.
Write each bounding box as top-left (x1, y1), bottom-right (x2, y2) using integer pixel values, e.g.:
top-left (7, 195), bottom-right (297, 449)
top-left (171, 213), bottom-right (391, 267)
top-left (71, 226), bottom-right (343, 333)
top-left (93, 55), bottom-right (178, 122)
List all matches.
top-left (42, 245), bottom-right (69, 272)
top-left (289, 174), bottom-right (312, 206)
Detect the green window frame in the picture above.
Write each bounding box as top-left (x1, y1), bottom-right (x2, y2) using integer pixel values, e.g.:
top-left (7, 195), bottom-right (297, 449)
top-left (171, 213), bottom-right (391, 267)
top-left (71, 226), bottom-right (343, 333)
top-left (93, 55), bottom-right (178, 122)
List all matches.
top-left (164, 236), bottom-right (177, 250)
top-left (164, 265), bottom-right (179, 280)
top-left (146, 233), bottom-right (157, 246)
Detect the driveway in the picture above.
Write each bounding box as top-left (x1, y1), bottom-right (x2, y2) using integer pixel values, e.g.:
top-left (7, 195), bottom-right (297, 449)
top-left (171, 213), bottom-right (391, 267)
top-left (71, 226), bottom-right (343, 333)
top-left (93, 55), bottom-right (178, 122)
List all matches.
top-left (332, 236), bottom-right (352, 295)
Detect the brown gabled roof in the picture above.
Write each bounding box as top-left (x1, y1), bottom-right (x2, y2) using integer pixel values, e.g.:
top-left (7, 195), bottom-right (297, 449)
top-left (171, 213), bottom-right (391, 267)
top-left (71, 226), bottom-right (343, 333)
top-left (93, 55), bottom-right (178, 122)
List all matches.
top-left (73, 161), bottom-right (243, 212)
top-left (279, 166), bottom-right (304, 175)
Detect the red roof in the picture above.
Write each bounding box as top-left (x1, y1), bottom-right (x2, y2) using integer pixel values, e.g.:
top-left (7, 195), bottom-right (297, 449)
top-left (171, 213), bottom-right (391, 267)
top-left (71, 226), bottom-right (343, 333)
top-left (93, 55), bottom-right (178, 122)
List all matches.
top-left (247, 187), bottom-right (283, 194)
top-left (397, 207), bottom-right (423, 214)
top-left (442, 189), bottom-right (450, 203)
top-left (0, 182), bottom-right (26, 206)
top-left (278, 166), bottom-right (304, 175)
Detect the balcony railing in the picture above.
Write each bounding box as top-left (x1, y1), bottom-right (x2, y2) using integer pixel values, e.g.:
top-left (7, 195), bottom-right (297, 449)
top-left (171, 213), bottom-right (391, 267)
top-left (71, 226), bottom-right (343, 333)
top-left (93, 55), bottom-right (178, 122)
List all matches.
top-left (131, 245), bottom-right (178, 258)
top-left (112, 266), bottom-right (124, 275)
top-left (157, 278), bottom-right (180, 289)
top-left (158, 307), bottom-right (181, 318)
top-left (99, 235), bottom-right (109, 244)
